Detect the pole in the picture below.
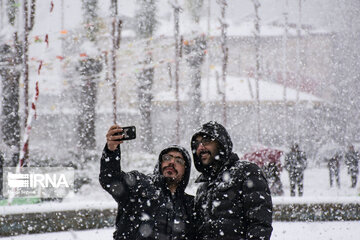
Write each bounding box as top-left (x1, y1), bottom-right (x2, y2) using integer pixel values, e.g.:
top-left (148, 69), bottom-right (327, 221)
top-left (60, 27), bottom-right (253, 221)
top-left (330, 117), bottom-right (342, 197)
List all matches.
top-left (206, 0), bottom-right (211, 101)
top-left (111, 0), bottom-right (118, 124)
top-left (282, 0), bottom-right (289, 145)
top-left (173, 1), bottom-right (181, 144)
top-left (295, 0), bottom-right (302, 142)
top-left (61, 0), bottom-right (64, 56)
top-left (253, 0), bottom-right (261, 143)
top-left (0, 0), bottom-right (3, 29)
top-left (23, 0), bottom-right (30, 161)
top-left (219, 0), bottom-right (228, 126)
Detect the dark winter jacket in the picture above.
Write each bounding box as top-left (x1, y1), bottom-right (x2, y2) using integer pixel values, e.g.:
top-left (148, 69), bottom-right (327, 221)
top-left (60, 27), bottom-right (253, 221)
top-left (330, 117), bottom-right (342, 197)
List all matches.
top-left (191, 121), bottom-right (273, 240)
top-left (345, 150), bottom-right (359, 174)
top-left (99, 145), bottom-right (195, 240)
top-left (284, 149), bottom-right (307, 173)
top-left (327, 154), bottom-right (340, 171)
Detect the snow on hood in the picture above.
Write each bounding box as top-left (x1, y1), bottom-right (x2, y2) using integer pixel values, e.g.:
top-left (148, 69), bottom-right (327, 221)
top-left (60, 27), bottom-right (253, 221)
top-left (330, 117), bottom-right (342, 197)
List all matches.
top-left (191, 121), bottom-right (233, 173)
top-left (155, 145), bottom-right (192, 192)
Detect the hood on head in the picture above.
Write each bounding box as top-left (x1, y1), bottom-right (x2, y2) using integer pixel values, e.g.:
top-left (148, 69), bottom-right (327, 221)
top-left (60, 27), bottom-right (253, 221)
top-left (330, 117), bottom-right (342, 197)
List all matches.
top-left (191, 121), bottom-right (233, 173)
top-left (156, 145), bottom-right (192, 191)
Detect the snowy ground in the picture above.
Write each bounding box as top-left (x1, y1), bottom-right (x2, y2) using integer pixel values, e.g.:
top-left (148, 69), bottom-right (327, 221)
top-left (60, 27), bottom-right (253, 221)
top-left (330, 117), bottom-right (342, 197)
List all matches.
top-left (280, 166), bottom-right (359, 198)
top-left (1, 165), bottom-right (359, 239)
top-left (1, 221), bottom-right (360, 240)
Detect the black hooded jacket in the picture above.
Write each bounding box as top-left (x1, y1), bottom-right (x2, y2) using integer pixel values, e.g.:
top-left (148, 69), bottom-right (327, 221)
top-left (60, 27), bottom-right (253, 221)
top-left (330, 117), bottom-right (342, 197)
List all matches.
top-left (191, 121), bottom-right (273, 240)
top-left (99, 145), bottom-right (194, 240)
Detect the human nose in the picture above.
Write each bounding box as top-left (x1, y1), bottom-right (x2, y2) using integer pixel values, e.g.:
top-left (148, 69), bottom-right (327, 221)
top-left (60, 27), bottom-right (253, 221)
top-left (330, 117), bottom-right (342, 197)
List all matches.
top-left (167, 157), bottom-right (176, 164)
top-left (197, 142), bottom-right (206, 150)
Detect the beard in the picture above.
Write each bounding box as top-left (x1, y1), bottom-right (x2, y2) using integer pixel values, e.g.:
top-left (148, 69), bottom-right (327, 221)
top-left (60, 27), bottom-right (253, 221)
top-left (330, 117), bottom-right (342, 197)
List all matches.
top-left (164, 175), bottom-right (178, 185)
top-left (198, 151), bottom-right (222, 176)
top-left (162, 165), bottom-right (180, 182)
top-left (198, 148), bottom-right (221, 165)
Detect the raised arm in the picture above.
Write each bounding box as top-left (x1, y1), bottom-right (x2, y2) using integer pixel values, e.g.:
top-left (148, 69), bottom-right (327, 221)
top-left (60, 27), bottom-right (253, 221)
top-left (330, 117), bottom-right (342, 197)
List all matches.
top-left (99, 125), bottom-right (128, 202)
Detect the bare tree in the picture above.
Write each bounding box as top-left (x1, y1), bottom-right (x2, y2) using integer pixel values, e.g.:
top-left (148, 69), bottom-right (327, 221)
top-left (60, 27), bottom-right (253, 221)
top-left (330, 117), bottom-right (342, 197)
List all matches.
top-left (282, 0), bottom-right (289, 145)
top-left (184, 0), bottom-right (206, 129)
top-left (0, 0), bottom-right (25, 166)
top-left (110, 0), bottom-right (121, 124)
top-left (205, 0), bottom-right (211, 100)
top-left (294, 0), bottom-right (303, 143)
top-left (218, 0), bottom-right (228, 126)
top-left (0, 152), bottom-right (3, 197)
top-left (77, 0), bottom-right (103, 162)
top-left (170, 0), bottom-right (181, 144)
top-left (252, 0), bottom-right (261, 143)
top-left (0, 0), bottom-right (4, 29)
top-left (0, 39), bottom-right (21, 167)
top-left (135, 0), bottom-right (157, 153)
top-left (22, 0), bottom-right (36, 164)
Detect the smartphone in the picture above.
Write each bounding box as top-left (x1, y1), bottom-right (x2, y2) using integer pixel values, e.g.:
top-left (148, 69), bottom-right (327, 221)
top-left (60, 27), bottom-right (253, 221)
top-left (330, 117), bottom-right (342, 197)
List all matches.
top-left (114, 126), bottom-right (136, 141)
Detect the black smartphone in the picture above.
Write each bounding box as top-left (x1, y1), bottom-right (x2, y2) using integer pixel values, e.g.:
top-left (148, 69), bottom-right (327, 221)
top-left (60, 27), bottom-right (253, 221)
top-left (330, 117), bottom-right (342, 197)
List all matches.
top-left (114, 126), bottom-right (136, 141)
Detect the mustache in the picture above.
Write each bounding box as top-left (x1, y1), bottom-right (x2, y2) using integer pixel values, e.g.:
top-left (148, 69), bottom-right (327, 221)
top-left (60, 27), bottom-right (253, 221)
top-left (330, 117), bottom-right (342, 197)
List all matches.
top-left (199, 150), bottom-right (211, 156)
top-left (162, 165), bottom-right (178, 174)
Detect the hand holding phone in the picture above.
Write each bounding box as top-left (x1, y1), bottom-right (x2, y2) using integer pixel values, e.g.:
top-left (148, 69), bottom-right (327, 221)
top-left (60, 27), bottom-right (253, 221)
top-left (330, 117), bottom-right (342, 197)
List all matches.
top-left (113, 126), bottom-right (136, 141)
top-left (106, 125), bottom-right (136, 151)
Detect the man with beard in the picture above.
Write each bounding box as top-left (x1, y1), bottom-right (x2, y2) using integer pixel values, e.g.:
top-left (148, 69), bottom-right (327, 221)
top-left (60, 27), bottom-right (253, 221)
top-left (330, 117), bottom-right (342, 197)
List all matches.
top-left (100, 125), bottom-right (194, 239)
top-left (191, 121), bottom-right (273, 240)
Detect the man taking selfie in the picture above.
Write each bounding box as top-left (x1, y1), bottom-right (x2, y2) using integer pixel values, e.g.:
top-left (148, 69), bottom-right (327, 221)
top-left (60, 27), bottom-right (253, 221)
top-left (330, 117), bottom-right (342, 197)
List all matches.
top-left (100, 125), bottom-right (194, 239)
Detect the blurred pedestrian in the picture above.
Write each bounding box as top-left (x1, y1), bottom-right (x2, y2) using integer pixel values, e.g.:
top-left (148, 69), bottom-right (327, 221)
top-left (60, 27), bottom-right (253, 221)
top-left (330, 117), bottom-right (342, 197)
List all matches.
top-left (0, 151), bottom-right (3, 199)
top-left (263, 162), bottom-right (284, 196)
top-left (345, 145), bottom-right (359, 188)
top-left (327, 152), bottom-right (341, 188)
top-left (99, 125), bottom-right (195, 239)
top-left (284, 143), bottom-right (308, 197)
top-left (191, 121), bottom-right (273, 240)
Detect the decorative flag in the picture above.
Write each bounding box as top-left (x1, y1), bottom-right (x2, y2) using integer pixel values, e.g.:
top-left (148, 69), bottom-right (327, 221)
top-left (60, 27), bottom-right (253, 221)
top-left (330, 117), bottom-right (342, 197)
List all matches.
top-left (50, 1), bottom-right (54, 12)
